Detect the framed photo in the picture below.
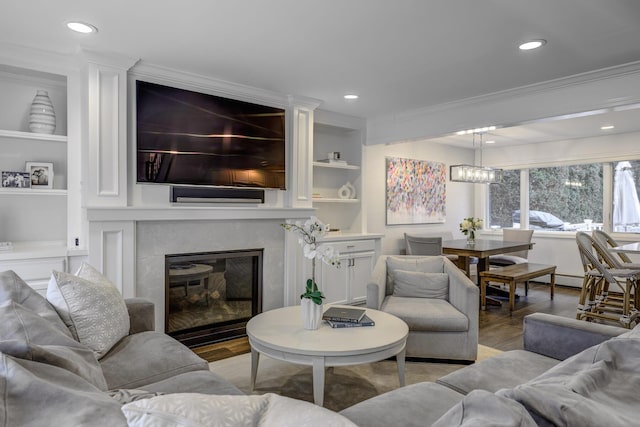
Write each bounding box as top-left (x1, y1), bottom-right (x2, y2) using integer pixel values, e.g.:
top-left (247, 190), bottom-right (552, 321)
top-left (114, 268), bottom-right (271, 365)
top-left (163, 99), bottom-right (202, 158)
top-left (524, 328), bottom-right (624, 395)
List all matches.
top-left (385, 156), bottom-right (447, 225)
top-left (25, 162), bottom-right (54, 189)
top-left (2, 171), bottom-right (31, 188)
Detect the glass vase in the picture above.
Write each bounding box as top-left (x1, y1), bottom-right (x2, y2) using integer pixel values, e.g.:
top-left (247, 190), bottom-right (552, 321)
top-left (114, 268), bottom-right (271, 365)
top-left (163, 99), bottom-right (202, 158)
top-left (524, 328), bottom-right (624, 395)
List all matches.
top-left (466, 230), bottom-right (476, 244)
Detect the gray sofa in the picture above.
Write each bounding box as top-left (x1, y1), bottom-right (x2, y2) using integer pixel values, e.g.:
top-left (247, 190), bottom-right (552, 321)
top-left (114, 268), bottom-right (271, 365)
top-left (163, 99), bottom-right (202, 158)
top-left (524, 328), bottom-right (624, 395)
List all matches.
top-left (0, 270), bottom-right (243, 426)
top-left (341, 312), bottom-right (637, 426)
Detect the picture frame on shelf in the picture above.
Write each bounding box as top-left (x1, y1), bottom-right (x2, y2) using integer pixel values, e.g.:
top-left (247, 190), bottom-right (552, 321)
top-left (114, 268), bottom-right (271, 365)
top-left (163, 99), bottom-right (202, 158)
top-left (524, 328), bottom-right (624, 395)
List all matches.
top-left (25, 162), bottom-right (54, 189)
top-left (2, 171), bottom-right (31, 188)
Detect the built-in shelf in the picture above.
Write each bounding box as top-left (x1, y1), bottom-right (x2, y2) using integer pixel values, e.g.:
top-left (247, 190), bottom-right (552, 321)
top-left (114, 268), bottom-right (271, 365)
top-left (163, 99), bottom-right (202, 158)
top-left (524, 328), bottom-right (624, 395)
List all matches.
top-left (312, 198), bottom-right (360, 203)
top-left (0, 129), bottom-right (67, 143)
top-left (313, 161), bottom-right (360, 170)
top-left (0, 188), bottom-right (67, 196)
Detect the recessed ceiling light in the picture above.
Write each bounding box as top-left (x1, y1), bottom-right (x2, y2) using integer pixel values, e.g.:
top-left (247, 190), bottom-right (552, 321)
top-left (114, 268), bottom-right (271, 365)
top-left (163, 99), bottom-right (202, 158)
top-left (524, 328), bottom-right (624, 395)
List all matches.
top-left (600, 125), bottom-right (615, 130)
top-left (485, 140), bottom-right (496, 144)
top-left (519, 39), bottom-right (546, 50)
top-left (344, 94), bottom-right (359, 100)
top-left (66, 21), bottom-right (98, 34)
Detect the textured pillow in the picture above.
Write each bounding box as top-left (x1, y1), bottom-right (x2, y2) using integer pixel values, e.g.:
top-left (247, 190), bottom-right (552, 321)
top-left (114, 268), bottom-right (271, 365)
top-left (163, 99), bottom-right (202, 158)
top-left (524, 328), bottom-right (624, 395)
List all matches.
top-left (392, 270), bottom-right (449, 299)
top-left (121, 393), bottom-right (357, 427)
top-left (0, 269), bottom-right (72, 338)
top-left (386, 256), bottom-right (444, 294)
top-left (47, 264), bottom-right (130, 358)
top-left (0, 353), bottom-right (126, 427)
top-left (0, 300), bottom-right (107, 390)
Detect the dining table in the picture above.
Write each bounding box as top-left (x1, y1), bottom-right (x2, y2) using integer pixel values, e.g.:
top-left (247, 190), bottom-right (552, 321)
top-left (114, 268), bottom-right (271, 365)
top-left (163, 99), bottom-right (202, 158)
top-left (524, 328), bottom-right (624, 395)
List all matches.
top-left (442, 239), bottom-right (534, 285)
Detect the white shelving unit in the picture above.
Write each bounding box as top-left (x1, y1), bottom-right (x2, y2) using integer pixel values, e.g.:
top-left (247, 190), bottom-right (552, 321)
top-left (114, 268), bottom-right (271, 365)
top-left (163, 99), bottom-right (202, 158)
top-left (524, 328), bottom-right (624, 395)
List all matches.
top-left (0, 63), bottom-right (69, 246)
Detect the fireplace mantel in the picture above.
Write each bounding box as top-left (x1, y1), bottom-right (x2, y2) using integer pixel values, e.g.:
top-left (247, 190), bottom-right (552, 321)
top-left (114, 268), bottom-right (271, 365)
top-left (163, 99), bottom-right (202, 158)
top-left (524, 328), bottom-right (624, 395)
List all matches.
top-left (87, 206), bottom-right (315, 222)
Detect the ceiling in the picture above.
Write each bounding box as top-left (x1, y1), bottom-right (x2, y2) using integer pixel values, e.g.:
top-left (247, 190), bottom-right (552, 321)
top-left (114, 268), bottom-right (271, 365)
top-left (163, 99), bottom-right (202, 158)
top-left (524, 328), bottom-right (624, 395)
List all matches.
top-left (2, 0), bottom-right (640, 145)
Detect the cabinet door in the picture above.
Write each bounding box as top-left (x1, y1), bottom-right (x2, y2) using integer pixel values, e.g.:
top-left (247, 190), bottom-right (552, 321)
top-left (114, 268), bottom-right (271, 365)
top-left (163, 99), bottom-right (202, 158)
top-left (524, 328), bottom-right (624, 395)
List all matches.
top-left (317, 254), bottom-right (349, 305)
top-left (348, 251), bottom-right (376, 303)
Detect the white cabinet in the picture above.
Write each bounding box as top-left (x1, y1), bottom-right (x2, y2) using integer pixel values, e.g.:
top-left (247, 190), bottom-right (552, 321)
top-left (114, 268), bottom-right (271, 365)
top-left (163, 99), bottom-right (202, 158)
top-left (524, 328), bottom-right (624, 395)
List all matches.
top-left (316, 238), bottom-right (379, 305)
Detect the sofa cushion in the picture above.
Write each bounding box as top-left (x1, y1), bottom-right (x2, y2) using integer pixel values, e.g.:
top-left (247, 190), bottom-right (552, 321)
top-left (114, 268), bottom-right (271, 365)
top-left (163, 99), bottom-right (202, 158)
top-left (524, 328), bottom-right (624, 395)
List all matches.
top-left (436, 349), bottom-right (559, 395)
top-left (141, 370), bottom-right (244, 395)
top-left (392, 270), bottom-right (448, 299)
top-left (100, 331), bottom-right (209, 390)
top-left (386, 256), bottom-right (443, 294)
top-left (432, 389), bottom-right (537, 427)
top-left (0, 300), bottom-right (108, 390)
top-left (341, 382), bottom-right (464, 427)
top-left (47, 267), bottom-right (130, 358)
top-left (121, 393), bottom-right (357, 427)
top-left (382, 296), bottom-right (468, 332)
top-left (0, 270), bottom-right (71, 338)
top-left (0, 353), bottom-right (126, 427)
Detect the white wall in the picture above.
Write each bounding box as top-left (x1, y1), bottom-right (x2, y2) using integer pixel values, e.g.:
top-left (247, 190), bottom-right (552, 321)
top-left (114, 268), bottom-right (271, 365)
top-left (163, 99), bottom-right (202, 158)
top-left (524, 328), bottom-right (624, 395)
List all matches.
top-left (363, 140), bottom-right (474, 255)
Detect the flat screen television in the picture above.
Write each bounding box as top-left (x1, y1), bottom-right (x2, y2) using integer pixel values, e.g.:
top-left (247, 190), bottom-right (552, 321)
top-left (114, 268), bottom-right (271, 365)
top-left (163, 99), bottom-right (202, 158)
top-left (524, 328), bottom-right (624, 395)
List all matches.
top-left (136, 80), bottom-right (286, 189)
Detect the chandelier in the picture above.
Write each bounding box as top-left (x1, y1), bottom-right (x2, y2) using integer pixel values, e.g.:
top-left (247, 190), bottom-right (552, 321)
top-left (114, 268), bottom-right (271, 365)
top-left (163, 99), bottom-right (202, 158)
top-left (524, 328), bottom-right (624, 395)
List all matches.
top-left (449, 131), bottom-right (503, 183)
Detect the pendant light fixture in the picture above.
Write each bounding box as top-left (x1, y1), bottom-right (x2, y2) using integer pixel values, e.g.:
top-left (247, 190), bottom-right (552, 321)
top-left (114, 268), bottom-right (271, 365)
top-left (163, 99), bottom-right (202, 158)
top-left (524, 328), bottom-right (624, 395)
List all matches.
top-left (450, 131), bottom-right (503, 183)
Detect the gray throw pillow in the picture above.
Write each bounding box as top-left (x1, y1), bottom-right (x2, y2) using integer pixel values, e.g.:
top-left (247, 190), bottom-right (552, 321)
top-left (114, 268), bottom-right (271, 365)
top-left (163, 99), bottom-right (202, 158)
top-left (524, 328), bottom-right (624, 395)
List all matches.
top-left (392, 270), bottom-right (449, 299)
top-left (0, 353), bottom-right (126, 427)
top-left (386, 256), bottom-right (444, 294)
top-left (0, 300), bottom-right (108, 390)
top-left (0, 269), bottom-right (72, 338)
top-left (47, 264), bottom-right (130, 359)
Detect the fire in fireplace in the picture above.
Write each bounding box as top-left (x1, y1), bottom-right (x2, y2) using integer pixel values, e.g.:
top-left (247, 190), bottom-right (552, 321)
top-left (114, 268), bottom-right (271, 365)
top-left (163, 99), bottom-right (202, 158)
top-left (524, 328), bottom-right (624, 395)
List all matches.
top-left (165, 248), bottom-right (263, 347)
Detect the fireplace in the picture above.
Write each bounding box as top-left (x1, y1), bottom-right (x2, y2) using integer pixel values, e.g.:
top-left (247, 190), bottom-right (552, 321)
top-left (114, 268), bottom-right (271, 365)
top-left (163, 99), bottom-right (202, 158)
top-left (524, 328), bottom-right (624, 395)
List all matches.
top-left (165, 248), bottom-right (263, 348)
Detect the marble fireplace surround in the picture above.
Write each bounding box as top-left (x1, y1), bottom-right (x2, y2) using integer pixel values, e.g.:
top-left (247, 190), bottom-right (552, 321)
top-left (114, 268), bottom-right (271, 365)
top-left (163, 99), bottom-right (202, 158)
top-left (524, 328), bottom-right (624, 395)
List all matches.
top-left (87, 206), bottom-right (314, 332)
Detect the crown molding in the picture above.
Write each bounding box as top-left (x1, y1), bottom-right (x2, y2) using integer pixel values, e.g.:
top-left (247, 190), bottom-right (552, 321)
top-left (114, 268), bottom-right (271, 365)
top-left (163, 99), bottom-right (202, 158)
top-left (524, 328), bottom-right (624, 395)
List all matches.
top-left (131, 61), bottom-right (319, 110)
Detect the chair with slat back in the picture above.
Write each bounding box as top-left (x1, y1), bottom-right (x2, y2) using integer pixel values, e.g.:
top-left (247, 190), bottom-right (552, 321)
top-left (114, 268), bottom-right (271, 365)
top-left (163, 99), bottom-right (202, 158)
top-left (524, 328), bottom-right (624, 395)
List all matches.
top-left (404, 234), bottom-right (443, 256)
top-left (575, 231), bottom-right (640, 328)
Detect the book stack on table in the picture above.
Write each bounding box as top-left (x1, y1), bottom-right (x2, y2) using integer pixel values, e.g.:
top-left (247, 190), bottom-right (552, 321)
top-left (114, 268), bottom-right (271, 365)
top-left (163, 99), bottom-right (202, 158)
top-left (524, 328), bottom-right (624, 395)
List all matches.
top-left (322, 306), bottom-right (375, 328)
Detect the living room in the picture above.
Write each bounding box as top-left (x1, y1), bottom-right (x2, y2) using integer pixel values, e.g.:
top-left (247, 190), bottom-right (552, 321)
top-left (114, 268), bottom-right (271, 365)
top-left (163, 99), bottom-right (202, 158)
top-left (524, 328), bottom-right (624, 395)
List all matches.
top-left (1, 2), bottom-right (640, 425)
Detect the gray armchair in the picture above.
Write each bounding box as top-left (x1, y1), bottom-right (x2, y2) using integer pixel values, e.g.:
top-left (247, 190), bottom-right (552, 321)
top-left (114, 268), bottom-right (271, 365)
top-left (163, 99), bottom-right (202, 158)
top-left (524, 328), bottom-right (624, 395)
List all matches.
top-left (367, 255), bottom-right (479, 361)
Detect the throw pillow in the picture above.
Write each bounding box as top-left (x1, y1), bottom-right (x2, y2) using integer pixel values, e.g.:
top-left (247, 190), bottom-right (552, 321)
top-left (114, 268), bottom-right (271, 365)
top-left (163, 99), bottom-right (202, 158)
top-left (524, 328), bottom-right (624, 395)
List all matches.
top-left (392, 270), bottom-right (449, 299)
top-left (0, 353), bottom-right (126, 426)
top-left (0, 300), bottom-right (108, 390)
top-left (47, 264), bottom-right (130, 359)
top-left (386, 256), bottom-right (444, 294)
top-left (0, 269), bottom-right (72, 338)
top-left (121, 393), bottom-right (358, 427)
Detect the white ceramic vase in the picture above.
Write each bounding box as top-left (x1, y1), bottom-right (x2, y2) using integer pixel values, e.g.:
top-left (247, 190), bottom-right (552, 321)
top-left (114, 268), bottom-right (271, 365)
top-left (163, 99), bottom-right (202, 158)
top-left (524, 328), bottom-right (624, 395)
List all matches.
top-left (29, 90), bottom-right (56, 134)
top-left (301, 298), bottom-right (323, 330)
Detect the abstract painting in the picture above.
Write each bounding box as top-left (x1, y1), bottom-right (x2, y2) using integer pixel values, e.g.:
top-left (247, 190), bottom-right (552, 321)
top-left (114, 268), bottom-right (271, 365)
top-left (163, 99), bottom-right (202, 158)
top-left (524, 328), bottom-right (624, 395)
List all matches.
top-left (386, 157), bottom-right (446, 225)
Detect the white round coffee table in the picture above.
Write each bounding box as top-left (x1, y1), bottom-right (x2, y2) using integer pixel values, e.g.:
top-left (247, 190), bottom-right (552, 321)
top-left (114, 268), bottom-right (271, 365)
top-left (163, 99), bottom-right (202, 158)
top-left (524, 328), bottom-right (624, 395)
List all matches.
top-left (246, 305), bottom-right (408, 406)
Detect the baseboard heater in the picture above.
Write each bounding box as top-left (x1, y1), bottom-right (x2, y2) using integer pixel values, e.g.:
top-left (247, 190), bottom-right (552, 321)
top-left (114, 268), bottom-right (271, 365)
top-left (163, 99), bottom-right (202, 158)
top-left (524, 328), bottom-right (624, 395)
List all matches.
top-left (170, 187), bottom-right (265, 204)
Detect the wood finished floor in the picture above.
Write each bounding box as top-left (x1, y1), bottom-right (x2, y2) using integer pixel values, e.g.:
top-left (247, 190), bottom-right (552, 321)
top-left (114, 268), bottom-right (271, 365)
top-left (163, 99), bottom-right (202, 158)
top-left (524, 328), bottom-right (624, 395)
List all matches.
top-left (194, 282), bottom-right (582, 362)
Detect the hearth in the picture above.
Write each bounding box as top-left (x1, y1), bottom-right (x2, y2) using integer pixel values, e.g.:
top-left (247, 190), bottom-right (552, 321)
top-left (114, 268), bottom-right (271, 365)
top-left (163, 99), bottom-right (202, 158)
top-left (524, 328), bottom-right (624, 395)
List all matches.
top-left (165, 248), bottom-right (263, 348)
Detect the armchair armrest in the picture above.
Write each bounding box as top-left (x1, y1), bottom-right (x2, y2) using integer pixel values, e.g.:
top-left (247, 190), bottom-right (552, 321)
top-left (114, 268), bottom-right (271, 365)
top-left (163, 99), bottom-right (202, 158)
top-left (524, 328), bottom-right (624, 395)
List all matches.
top-left (125, 298), bottom-right (155, 334)
top-left (366, 256), bottom-right (389, 309)
top-left (444, 258), bottom-right (479, 339)
top-left (523, 312), bottom-right (627, 360)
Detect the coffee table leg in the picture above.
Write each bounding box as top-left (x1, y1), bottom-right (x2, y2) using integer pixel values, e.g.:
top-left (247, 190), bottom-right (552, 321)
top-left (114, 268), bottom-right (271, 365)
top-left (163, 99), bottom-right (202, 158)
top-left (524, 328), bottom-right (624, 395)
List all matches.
top-left (396, 347), bottom-right (406, 387)
top-left (312, 357), bottom-right (326, 406)
top-left (250, 348), bottom-right (260, 391)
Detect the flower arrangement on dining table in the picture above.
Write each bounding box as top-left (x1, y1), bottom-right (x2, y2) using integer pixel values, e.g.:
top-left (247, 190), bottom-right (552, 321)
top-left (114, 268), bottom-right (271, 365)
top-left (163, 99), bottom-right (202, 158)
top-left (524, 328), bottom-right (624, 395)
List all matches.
top-left (281, 216), bottom-right (341, 305)
top-left (460, 217), bottom-right (483, 242)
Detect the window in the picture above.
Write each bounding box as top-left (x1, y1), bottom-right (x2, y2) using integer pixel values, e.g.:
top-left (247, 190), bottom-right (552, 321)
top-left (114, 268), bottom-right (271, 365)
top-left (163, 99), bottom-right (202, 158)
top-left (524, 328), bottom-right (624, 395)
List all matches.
top-left (613, 160), bottom-right (640, 232)
top-left (489, 170), bottom-right (519, 229)
top-left (487, 161), bottom-right (640, 233)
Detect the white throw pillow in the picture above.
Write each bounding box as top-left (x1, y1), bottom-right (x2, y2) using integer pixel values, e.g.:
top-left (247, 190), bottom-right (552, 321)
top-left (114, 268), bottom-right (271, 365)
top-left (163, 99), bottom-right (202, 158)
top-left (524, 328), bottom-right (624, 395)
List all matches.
top-left (122, 393), bottom-right (358, 427)
top-left (47, 263), bottom-right (130, 358)
top-left (392, 270), bottom-right (449, 299)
